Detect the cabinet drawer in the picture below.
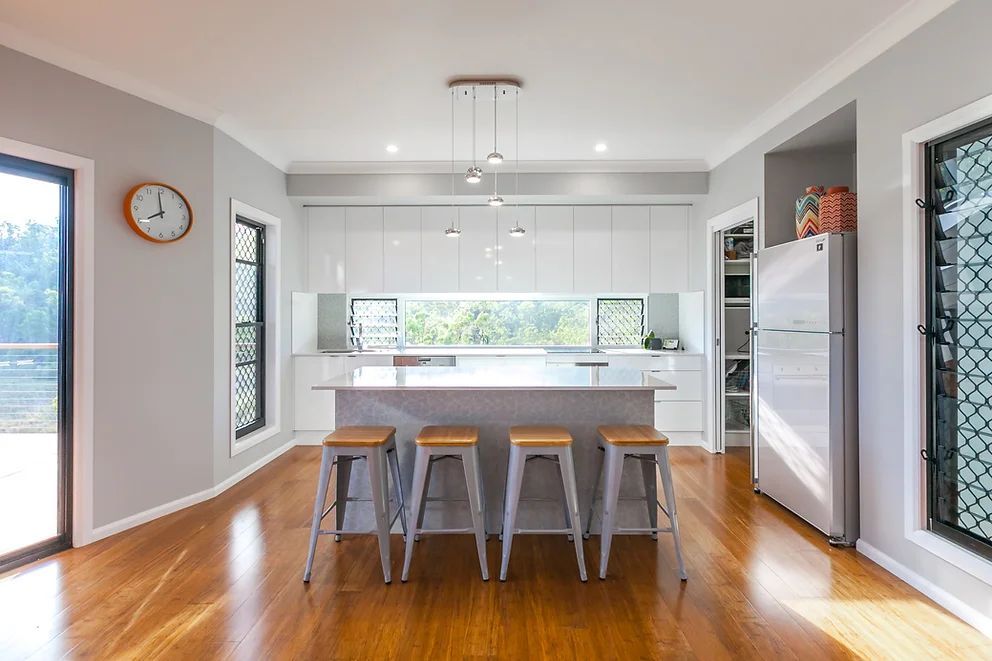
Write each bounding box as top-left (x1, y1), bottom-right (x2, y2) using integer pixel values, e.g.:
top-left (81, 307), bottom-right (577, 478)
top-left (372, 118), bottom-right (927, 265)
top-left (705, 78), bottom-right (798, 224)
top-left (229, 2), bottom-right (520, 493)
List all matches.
top-left (654, 401), bottom-right (703, 432)
top-left (607, 354), bottom-right (702, 371)
top-left (650, 371), bottom-right (701, 401)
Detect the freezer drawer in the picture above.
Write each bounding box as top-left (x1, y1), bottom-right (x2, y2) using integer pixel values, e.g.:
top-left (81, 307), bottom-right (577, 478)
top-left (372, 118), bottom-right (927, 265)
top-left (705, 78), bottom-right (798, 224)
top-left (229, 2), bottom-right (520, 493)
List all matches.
top-left (756, 330), bottom-right (846, 537)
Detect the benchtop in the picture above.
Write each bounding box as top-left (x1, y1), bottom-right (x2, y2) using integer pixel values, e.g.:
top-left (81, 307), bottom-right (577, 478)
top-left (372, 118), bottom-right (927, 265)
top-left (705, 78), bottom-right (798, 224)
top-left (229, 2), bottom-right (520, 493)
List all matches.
top-left (313, 366), bottom-right (676, 391)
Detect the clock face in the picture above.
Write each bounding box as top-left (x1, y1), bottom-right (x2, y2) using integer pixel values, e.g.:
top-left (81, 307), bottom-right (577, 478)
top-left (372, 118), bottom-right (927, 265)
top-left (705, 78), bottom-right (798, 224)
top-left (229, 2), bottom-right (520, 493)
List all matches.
top-left (125, 183), bottom-right (192, 242)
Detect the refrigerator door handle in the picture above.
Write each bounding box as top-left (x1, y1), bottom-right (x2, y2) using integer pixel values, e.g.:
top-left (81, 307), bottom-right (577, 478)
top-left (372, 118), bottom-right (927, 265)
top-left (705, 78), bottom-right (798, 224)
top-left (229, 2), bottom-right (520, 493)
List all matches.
top-left (750, 250), bottom-right (759, 490)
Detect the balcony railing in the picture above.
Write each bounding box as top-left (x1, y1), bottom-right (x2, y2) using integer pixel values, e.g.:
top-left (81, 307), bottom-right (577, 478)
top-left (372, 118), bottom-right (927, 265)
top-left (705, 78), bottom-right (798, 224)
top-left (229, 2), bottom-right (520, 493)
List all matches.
top-left (0, 343), bottom-right (58, 433)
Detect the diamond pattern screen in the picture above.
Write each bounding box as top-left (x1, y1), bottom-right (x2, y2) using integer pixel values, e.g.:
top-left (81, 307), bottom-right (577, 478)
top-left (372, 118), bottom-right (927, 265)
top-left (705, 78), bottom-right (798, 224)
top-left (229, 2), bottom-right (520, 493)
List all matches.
top-left (597, 298), bottom-right (644, 346)
top-left (928, 122), bottom-right (992, 554)
top-left (234, 218), bottom-right (265, 435)
top-left (351, 298), bottom-right (399, 347)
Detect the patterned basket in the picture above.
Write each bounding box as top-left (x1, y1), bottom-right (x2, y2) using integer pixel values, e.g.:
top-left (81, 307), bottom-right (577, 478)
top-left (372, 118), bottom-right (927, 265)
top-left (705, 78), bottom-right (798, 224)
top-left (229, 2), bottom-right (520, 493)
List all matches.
top-left (819, 186), bottom-right (858, 233)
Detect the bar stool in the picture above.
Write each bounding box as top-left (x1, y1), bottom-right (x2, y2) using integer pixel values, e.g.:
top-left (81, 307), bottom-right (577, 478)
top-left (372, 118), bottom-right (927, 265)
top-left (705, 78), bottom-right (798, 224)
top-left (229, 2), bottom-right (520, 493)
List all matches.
top-left (584, 425), bottom-right (687, 581)
top-left (303, 426), bottom-right (407, 584)
top-left (401, 425), bottom-right (488, 582)
top-left (499, 425), bottom-right (587, 582)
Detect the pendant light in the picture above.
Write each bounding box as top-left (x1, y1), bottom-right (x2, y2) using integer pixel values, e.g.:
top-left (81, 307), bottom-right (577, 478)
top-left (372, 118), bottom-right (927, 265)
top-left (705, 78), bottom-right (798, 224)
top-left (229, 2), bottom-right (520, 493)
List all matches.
top-left (487, 85), bottom-right (504, 165)
top-left (508, 87), bottom-right (526, 236)
top-left (446, 87), bottom-right (461, 237)
top-left (465, 86), bottom-right (482, 184)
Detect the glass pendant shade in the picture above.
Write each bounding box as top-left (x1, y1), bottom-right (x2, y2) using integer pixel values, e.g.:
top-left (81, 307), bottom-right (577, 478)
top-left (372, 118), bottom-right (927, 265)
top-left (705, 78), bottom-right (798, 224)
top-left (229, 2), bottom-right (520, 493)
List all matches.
top-left (487, 152), bottom-right (504, 164)
top-left (509, 224), bottom-right (526, 237)
top-left (465, 166), bottom-right (482, 184)
top-left (488, 195), bottom-right (504, 207)
top-left (444, 226), bottom-right (462, 237)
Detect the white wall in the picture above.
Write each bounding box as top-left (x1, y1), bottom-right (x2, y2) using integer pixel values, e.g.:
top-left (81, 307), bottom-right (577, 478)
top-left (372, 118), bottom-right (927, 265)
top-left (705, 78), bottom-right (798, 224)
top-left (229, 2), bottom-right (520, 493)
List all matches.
top-left (700, 0), bottom-right (992, 629)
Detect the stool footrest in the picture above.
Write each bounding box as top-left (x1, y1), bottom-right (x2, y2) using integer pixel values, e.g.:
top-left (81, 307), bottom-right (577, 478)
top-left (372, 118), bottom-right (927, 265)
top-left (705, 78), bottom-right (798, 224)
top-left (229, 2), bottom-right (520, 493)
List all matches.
top-left (511, 528), bottom-right (573, 535)
top-left (423, 497), bottom-right (469, 504)
top-left (411, 527), bottom-right (478, 535)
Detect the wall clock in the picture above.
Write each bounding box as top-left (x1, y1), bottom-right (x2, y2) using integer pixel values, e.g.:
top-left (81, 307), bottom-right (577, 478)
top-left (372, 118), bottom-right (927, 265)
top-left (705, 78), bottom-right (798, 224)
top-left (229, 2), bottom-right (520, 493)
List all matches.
top-left (123, 182), bottom-right (193, 243)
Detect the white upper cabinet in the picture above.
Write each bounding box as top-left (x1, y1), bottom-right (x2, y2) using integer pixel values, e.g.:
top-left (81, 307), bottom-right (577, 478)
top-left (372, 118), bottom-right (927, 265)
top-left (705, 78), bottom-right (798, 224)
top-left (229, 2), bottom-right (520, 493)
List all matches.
top-left (383, 207), bottom-right (421, 292)
top-left (650, 206), bottom-right (690, 292)
top-left (345, 207), bottom-right (384, 293)
top-left (573, 206), bottom-right (612, 292)
top-left (307, 207), bottom-right (347, 293)
top-left (497, 206), bottom-right (536, 292)
top-left (611, 206), bottom-right (650, 292)
top-left (534, 206), bottom-right (573, 292)
top-left (421, 207), bottom-right (460, 292)
top-left (458, 206), bottom-right (498, 292)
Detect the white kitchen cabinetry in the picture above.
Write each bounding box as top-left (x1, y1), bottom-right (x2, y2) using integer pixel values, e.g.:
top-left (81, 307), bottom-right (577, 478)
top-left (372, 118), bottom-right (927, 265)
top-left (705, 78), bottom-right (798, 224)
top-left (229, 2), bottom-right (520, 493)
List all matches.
top-left (607, 352), bottom-right (704, 446)
top-left (611, 206), bottom-right (650, 292)
top-left (294, 356), bottom-right (342, 431)
top-left (497, 206), bottom-right (536, 292)
top-left (306, 207), bottom-right (347, 293)
top-left (458, 206), bottom-right (498, 292)
top-left (534, 206), bottom-right (573, 292)
top-left (650, 206), bottom-right (690, 293)
top-left (573, 206), bottom-right (612, 292)
top-left (383, 207), bottom-right (421, 292)
top-left (421, 207), bottom-right (460, 292)
top-left (345, 207), bottom-right (384, 293)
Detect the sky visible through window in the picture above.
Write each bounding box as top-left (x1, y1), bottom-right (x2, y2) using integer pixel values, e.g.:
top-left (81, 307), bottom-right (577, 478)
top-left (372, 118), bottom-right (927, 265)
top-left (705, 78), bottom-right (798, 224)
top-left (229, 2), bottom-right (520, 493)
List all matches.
top-left (0, 172), bottom-right (60, 226)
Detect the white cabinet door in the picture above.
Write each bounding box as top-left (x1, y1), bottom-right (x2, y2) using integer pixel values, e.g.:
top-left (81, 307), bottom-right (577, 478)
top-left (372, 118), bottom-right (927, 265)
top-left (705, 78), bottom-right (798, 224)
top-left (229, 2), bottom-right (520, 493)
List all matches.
top-left (383, 207), bottom-right (421, 292)
top-left (294, 356), bottom-right (342, 431)
top-left (421, 207), bottom-right (460, 292)
top-left (497, 206), bottom-right (536, 292)
top-left (306, 207), bottom-right (346, 293)
top-left (650, 206), bottom-right (689, 292)
top-left (611, 206), bottom-right (650, 292)
top-left (458, 206), bottom-right (498, 292)
top-left (573, 206), bottom-right (612, 292)
top-left (535, 206), bottom-right (573, 292)
top-left (345, 207), bottom-right (384, 293)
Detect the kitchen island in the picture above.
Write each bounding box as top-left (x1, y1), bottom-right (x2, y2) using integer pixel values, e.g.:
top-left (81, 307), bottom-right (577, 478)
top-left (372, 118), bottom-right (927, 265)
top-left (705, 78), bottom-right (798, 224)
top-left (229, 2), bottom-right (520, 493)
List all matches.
top-left (313, 366), bottom-right (675, 532)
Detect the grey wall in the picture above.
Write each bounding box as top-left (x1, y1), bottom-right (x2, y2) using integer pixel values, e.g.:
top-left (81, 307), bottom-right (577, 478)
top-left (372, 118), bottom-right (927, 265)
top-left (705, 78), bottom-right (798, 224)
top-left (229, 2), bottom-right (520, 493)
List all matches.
top-left (0, 45), bottom-right (305, 527)
top-left (700, 0), bottom-right (992, 616)
top-left (211, 131), bottom-right (306, 485)
top-left (0, 45), bottom-right (216, 526)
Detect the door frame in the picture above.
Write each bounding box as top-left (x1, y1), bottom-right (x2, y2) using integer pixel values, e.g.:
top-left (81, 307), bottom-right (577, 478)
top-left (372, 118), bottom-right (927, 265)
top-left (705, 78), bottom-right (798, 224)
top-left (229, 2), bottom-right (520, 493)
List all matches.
top-left (704, 197), bottom-right (759, 455)
top-left (0, 135), bottom-right (96, 552)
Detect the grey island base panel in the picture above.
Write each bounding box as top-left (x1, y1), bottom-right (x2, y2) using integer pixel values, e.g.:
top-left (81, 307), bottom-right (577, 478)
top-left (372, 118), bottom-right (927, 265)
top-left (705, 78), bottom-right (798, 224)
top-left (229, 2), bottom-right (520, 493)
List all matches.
top-left (332, 389), bottom-right (660, 534)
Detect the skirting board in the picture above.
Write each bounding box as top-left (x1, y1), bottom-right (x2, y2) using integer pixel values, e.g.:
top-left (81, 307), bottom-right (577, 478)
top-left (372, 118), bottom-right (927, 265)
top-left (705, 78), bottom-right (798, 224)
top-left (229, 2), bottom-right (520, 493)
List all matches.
top-left (82, 438), bottom-right (298, 545)
top-left (857, 539), bottom-right (992, 637)
top-left (295, 430), bottom-right (330, 445)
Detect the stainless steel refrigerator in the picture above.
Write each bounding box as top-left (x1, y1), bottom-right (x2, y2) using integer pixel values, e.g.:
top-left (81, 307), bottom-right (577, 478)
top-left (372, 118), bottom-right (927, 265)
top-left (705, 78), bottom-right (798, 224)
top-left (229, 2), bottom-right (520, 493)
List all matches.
top-left (753, 233), bottom-right (859, 546)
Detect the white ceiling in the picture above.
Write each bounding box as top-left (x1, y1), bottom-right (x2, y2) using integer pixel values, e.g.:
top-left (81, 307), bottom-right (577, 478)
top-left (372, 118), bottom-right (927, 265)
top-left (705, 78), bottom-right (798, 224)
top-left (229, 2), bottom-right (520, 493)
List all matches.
top-left (0, 1), bottom-right (945, 171)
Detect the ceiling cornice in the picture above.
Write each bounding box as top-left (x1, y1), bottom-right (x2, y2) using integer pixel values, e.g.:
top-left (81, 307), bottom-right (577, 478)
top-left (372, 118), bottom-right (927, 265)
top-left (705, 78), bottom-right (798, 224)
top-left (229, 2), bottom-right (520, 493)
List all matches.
top-left (706, 0), bottom-right (959, 168)
top-left (286, 159), bottom-right (709, 175)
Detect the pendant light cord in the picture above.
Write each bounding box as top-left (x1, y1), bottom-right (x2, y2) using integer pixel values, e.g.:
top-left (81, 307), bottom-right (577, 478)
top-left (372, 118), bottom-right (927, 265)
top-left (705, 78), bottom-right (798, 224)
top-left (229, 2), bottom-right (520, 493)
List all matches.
top-left (450, 87), bottom-right (456, 230)
top-left (515, 87), bottom-right (520, 216)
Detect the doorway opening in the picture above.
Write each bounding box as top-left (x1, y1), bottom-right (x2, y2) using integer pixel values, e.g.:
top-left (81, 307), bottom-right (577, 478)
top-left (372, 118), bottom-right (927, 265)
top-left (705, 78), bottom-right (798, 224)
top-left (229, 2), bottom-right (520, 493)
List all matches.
top-left (0, 152), bottom-right (74, 570)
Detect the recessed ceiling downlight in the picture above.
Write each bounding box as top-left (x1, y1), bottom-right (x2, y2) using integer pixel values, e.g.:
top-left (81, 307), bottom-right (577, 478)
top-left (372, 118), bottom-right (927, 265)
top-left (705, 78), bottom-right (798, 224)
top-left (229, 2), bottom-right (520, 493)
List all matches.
top-left (594, 142), bottom-right (608, 153)
top-left (386, 144), bottom-right (399, 153)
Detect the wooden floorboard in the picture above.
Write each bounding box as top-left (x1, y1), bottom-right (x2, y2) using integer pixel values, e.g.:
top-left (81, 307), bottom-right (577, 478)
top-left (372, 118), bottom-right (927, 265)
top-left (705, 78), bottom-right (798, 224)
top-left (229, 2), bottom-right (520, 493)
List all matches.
top-left (0, 447), bottom-right (988, 660)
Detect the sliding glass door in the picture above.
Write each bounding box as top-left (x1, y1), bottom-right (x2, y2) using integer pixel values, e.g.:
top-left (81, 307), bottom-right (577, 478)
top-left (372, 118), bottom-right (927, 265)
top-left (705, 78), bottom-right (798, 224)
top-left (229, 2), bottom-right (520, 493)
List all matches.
top-left (0, 153), bottom-right (73, 570)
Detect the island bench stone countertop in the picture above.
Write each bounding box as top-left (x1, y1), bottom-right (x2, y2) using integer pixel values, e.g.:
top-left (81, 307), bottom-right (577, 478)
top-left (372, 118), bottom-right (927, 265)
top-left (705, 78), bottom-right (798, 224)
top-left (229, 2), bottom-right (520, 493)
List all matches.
top-left (312, 366), bottom-right (677, 391)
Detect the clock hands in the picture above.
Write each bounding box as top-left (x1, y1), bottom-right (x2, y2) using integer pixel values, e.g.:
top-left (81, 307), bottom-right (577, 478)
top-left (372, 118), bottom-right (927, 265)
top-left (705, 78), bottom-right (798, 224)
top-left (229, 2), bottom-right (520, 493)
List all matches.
top-left (157, 190), bottom-right (163, 215)
top-left (138, 190), bottom-right (166, 223)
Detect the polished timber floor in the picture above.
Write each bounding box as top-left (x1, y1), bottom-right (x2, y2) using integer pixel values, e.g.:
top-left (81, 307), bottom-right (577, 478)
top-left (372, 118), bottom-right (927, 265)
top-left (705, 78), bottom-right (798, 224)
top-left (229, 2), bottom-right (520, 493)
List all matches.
top-left (2, 447), bottom-right (989, 660)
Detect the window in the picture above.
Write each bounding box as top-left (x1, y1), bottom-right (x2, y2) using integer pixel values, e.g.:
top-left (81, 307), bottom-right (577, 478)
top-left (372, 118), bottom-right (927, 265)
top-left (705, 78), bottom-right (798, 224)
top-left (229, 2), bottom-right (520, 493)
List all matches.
top-left (234, 217), bottom-right (265, 437)
top-left (404, 299), bottom-right (591, 347)
top-left (924, 118), bottom-right (992, 559)
top-left (351, 298), bottom-right (399, 347)
top-left (597, 298), bottom-right (645, 346)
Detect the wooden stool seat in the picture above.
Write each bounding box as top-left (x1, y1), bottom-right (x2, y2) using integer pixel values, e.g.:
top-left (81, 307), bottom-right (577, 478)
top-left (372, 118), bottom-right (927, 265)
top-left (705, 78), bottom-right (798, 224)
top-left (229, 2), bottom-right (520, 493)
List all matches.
top-left (416, 425), bottom-right (479, 446)
top-left (323, 426), bottom-right (396, 447)
top-left (597, 425), bottom-right (669, 447)
top-left (509, 425), bottom-right (572, 446)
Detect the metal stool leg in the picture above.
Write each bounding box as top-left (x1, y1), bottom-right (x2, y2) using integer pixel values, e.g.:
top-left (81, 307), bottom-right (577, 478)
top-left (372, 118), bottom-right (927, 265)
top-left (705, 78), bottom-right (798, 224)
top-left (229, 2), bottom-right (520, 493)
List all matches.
top-left (303, 446), bottom-right (334, 583)
top-left (334, 453), bottom-right (353, 542)
top-left (463, 446), bottom-right (490, 581)
top-left (387, 445), bottom-right (408, 540)
top-left (415, 456), bottom-right (434, 542)
top-left (367, 447), bottom-right (392, 584)
top-left (658, 445), bottom-right (688, 581)
top-left (401, 445), bottom-right (430, 582)
top-left (556, 456), bottom-right (574, 542)
top-left (499, 444), bottom-right (525, 581)
top-left (598, 444), bottom-right (625, 580)
top-left (584, 445), bottom-right (604, 540)
top-left (558, 446), bottom-right (588, 582)
top-left (639, 452), bottom-right (659, 540)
